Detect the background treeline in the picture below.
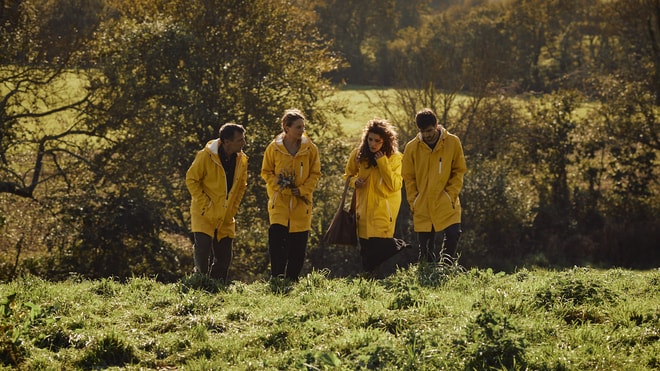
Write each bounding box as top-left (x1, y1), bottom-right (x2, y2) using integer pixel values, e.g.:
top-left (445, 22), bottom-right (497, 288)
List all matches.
top-left (0, 0), bottom-right (658, 282)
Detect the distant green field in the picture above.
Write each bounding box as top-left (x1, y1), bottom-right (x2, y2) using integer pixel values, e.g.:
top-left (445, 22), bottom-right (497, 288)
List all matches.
top-left (323, 85), bottom-right (402, 138)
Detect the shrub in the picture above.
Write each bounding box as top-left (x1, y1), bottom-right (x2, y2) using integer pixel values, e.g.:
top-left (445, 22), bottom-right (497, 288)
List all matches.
top-left (75, 332), bottom-right (138, 368)
top-left (456, 308), bottom-right (527, 370)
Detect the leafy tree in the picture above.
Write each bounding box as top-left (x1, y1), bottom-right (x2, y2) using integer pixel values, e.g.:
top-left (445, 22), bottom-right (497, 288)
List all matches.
top-left (524, 91), bottom-right (580, 238)
top-left (0, 0), bottom-right (109, 279)
top-left (2, 0), bottom-right (346, 281)
top-left (80, 0), bottom-right (348, 281)
top-left (603, 0), bottom-right (660, 103)
top-left (307, 0), bottom-right (430, 84)
top-left (0, 0), bottom-right (102, 199)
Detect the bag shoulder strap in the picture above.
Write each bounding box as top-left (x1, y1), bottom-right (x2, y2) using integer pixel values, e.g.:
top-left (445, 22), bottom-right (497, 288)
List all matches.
top-left (349, 182), bottom-right (356, 213)
top-left (337, 178), bottom-right (351, 212)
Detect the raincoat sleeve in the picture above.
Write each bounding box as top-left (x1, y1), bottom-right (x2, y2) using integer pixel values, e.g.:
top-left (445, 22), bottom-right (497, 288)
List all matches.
top-left (446, 139), bottom-right (467, 202)
top-left (227, 156), bottom-right (248, 220)
top-left (376, 152), bottom-right (402, 192)
top-left (260, 143), bottom-right (277, 188)
top-left (298, 144), bottom-right (321, 198)
top-left (185, 150), bottom-right (209, 204)
top-left (344, 149), bottom-right (360, 188)
top-left (402, 145), bottom-right (418, 207)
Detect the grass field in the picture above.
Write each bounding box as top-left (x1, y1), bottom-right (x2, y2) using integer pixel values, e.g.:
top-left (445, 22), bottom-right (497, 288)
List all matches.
top-left (2, 266), bottom-right (659, 370)
top-left (2, 82), bottom-right (657, 370)
top-left (323, 85), bottom-right (402, 137)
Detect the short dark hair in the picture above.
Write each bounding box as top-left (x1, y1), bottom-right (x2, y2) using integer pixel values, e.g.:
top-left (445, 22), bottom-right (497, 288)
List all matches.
top-left (415, 108), bottom-right (438, 129)
top-left (219, 123), bottom-right (246, 142)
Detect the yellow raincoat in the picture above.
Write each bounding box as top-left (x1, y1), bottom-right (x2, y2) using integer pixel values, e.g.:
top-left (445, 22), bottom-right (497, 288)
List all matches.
top-left (402, 128), bottom-right (466, 232)
top-left (186, 139), bottom-right (249, 238)
top-left (261, 133), bottom-right (321, 232)
top-left (345, 148), bottom-right (403, 239)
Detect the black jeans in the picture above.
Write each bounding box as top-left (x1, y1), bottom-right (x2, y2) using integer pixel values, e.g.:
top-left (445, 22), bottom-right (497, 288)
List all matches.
top-left (268, 224), bottom-right (308, 281)
top-left (193, 232), bottom-right (233, 281)
top-left (359, 237), bottom-right (402, 272)
top-left (418, 223), bottom-right (462, 263)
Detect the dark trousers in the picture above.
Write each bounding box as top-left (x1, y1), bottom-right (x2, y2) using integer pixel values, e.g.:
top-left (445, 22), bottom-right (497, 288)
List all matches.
top-left (193, 232), bottom-right (233, 281)
top-left (359, 237), bottom-right (402, 272)
top-left (418, 223), bottom-right (462, 262)
top-left (268, 224), bottom-right (308, 281)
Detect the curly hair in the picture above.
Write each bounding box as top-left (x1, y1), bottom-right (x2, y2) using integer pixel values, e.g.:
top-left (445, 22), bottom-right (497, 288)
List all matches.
top-left (356, 119), bottom-right (399, 168)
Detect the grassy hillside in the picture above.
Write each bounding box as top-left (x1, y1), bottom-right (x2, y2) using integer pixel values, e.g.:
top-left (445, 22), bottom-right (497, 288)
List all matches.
top-left (2, 266), bottom-right (659, 370)
top-left (322, 85), bottom-right (401, 138)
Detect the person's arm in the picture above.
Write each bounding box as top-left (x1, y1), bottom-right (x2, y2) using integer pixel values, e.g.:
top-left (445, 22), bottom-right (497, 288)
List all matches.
top-left (227, 155), bottom-right (248, 219)
top-left (185, 150), bottom-right (209, 203)
top-left (260, 143), bottom-right (278, 189)
top-left (402, 145), bottom-right (418, 207)
top-left (446, 138), bottom-right (467, 201)
top-left (298, 144), bottom-right (322, 198)
top-left (344, 149), bottom-right (360, 188)
top-left (376, 152), bottom-right (402, 192)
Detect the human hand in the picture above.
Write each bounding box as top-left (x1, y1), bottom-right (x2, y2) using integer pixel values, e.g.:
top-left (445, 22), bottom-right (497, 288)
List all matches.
top-left (374, 151), bottom-right (384, 160)
top-left (355, 177), bottom-right (366, 188)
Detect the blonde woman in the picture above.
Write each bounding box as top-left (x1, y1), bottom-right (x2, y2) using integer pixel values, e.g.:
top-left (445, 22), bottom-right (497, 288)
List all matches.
top-left (261, 109), bottom-right (321, 281)
top-left (345, 119), bottom-right (410, 272)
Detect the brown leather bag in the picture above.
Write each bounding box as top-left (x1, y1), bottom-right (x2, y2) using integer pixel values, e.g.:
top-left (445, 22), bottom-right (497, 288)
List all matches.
top-left (323, 178), bottom-right (357, 246)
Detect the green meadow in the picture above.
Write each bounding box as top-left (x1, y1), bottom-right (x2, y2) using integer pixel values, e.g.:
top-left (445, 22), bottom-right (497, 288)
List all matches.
top-left (2, 266), bottom-right (659, 370)
top-left (323, 85), bottom-right (403, 137)
top-left (2, 79), bottom-right (658, 370)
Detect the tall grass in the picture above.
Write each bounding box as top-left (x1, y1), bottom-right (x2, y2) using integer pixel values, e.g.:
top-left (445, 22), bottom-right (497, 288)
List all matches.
top-left (2, 266), bottom-right (659, 369)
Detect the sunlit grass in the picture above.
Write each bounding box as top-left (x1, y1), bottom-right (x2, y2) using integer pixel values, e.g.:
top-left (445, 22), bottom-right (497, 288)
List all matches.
top-left (322, 85), bottom-right (401, 139)
top-left (2, 267), bottom-right (659, 370)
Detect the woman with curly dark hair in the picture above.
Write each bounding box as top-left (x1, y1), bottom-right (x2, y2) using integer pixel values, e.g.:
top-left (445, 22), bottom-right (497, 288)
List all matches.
top-left (344, 119), bottom-right (410, 273)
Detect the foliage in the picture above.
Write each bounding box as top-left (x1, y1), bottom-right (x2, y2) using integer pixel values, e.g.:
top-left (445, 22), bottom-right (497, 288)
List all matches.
top-left (456, 308), bottom-right (527, 370)
top-left (1, 0), bottom-right (659, 281)
top-left (1, 268), bottom-right (659, 369)
top-left (1, 0), bottom-right (347, 282)
top-left (1, 292), bottom-right (56, 366)
top-left (59, 187), bottom-right (190, 282)
top-left (75, 332), bottom-right (138, 368)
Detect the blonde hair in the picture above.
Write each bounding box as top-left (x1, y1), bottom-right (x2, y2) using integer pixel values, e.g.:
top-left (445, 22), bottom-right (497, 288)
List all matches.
top-left (280, 108), bottom-right (306, 132)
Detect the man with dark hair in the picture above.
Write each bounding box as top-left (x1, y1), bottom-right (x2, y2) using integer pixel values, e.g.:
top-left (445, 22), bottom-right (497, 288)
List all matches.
top-left (186, 123), bottom-right (248, 281)
top-left (402, 109), bottom-right (467, 263)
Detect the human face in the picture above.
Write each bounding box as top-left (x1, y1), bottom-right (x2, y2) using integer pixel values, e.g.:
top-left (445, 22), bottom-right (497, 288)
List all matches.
top-left (222, 132), bottom-right (246, 155)
top-left (285, 118), bottom-right (306, 140)
top-left (420, 124), bottom-right (440, 145)
top-left (367, 132), bottom-right (384, 153)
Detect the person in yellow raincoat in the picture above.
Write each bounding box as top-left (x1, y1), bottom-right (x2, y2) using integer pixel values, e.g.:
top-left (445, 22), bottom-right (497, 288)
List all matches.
top-left (345, 119), bottom-right (411, 272)
top-left (402, 108), bottom-right (467, 262)
top-left (261, 109), bottom-right (321, 281)
top-left (186, 123), bottom-right (248, 281)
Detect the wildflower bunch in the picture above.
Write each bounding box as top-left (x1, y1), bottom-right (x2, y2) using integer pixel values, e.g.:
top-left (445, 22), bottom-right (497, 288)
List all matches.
top-left (277, 169), bottom-right (309, 204)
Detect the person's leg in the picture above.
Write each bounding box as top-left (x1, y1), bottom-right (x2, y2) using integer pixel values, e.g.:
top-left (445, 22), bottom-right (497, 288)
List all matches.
top-left (285, 231), bottom-right (309, 281)
top-left (361, 237), bottom-right (400, 271)
top-left (209, 237), bottom-right (233, 282)
top-left (359, 238), bottom-right (378, 271)
top-left (268, 224), bottom-right (288, 278)
top-left (418, 230), bottom-right (436, 262)
top-left (193, 232), bottom-right (213, 275)
top-left (442, 223), bottom-right (462, 258)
